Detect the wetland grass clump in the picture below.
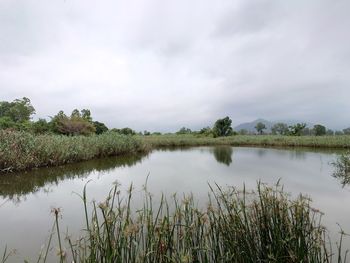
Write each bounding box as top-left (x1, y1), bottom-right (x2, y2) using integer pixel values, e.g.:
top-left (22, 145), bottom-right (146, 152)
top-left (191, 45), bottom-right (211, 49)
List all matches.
top-left (41, 183), bottom-right (346, 263)
top-left (0, 130), bottom-right (148, 172)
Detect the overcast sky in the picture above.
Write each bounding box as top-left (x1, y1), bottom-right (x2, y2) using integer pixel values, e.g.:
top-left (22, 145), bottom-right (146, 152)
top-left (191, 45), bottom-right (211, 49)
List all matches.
top-left (0, 0), bottom-right (349, 131)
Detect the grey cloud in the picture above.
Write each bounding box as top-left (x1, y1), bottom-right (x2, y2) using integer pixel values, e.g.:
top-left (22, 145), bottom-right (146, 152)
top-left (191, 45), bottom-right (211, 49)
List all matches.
top-left (213, 1), bottom-right (278, 37)
top-left (0, 0), bottom-right (349, 131)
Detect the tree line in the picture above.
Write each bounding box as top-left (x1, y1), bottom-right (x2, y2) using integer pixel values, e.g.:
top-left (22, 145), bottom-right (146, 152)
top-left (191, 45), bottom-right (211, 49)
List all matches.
top-left (1, 98), bottom-right (349, 137)
top-left (175, 118), bottom-right (350, 137)
top-left (0, 97), bottom-right (137, 136)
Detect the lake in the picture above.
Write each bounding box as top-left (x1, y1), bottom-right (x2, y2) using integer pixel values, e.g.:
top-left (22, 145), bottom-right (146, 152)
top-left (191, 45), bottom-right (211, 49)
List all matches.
top-left (0, 146), bottom-right (349, 262)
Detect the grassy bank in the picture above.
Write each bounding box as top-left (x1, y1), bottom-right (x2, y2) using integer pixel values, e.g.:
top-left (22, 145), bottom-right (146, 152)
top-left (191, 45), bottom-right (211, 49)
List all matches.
top-left (1, 131), bottom-right (349, 172)
top-left (0, 130), bottom-right (148, 172)
top-left (143, 134), bottom-right (350, 149)
top-left (4, 182), bottom-right (345, 263)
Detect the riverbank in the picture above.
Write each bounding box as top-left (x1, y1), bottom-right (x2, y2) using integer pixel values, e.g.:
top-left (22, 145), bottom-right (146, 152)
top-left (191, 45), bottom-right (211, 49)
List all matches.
top-left (0, 130), bottom-right (148, 172)
top-left (144, 134), bottom-right (350, 148)
top-left (1, 131), bottom-right (349, 172)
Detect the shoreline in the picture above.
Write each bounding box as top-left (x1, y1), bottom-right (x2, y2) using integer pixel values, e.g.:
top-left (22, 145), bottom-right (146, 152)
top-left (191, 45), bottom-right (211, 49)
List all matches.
top-left (1, 131), bottom-right (349, 173)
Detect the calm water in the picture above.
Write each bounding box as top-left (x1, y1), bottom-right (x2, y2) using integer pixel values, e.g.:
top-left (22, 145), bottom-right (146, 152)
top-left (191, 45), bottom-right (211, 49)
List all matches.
top-left (0, 146), bottom-right (349, 262)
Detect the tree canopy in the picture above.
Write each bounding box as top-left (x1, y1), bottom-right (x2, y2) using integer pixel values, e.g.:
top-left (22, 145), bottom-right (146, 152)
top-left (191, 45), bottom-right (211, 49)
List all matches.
top-left (271, 123), bottom-right (289, 135)
top-left (255, 122), bottom-right (266, 135)
top-left (0, 97), bottom-right (35, 123)
top-left (313, 124), bottom-right (326, 136)
top-left (289, 123), bottom-right (307, 136)
top-left (213, 116), bottom-right (233, 137)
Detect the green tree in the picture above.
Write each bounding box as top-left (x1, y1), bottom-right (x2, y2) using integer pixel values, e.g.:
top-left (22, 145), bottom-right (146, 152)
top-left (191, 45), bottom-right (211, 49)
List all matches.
top-left (255, 122), bottom-right (266, 135)
top-left (198, 126), bottom-right (213, 136)
top-left (71, 109), bottom-right (81, 118)
top-left (213, 116), bottom-right (233, 137)
top-left (313, 124), bottom-right (326, 136)
top-left (81, 109), bottom-right (92, 122)
top-left (176, 127), bottom-right (192, 135)
top-left (50, 110), bottom-right (95, 136)
top-left (32, 118), bottom-right (51, 134)
top-left (289, 123), bottom-right (307, 136)
top-left (93, 121), bottom-right (108, 135)
top-left (111, 127), bottom-right (136, 135)
top-left (0, 116), bottom-right (16, 130)
top-left (343, 128), bottom-right (350, 135)
top-left (271, 123), bottom-right (288, 135)
top-left (0, 97), bottom-right (35, 123)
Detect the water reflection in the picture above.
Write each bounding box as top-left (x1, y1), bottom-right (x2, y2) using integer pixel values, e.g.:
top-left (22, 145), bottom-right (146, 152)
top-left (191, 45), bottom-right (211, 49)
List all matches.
top-left (0, 153), bottom-right (148, 203)
top-left (0, 146), bottom-right (349, 262)
top-left (331, 152), bottom-right (350, 187)
top-left (210, 146), bottom-right (233, 166)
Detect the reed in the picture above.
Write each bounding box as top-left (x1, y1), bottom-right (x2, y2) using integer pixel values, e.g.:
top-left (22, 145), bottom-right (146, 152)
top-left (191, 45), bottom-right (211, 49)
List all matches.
top-left (0, 130), bottom-right (148, 172)
top-left (30, 182), bottom-right (348, 263)
top-left (1, 131), bottom-right (349, 172)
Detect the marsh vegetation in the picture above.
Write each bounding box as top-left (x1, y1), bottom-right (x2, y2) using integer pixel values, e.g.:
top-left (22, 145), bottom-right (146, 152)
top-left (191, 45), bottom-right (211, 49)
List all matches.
top-left (3, 182), bottom-right (348, 263)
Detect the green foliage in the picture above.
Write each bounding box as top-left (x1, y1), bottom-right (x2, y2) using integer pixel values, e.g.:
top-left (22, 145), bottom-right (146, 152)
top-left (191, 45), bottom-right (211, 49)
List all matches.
top-left (255, 122), bottom-right (266, 135)
top-left (93, 121), bottom-right (108, 135)
top-left (0, 97), bottom-right (35, 123)
top-left (176, 127), bottom-right (192, 135)
top-left (81, 109), bottom-right (92, 122)
top-left (0, 117), bottom-right (16, 130)
top-left (313, 124), bottom-right (326, 136)
top-left (271, 123), bottom-right (289, 135)
top-left (111, 127), bottom-right (136, 135)
top-left (70, 109), bottom-right (81, 118)
top-left (198, 126), bottom-right (213, 136)
top-left (289, 123), bottom-right (307, 136)
top-left (213, 116), bottom-right (233, 137)
top-left (31, 119), bottom-right (51, 134)
top-left (143, 130), bottom-right (151, 136)
top-left (343, 128), bottom-right (350, 135)
top-left (51, 109), bottom-right (95, 136)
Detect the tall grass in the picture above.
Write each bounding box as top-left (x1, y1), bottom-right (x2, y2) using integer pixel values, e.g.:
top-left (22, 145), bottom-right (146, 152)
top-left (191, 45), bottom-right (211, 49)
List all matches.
top-left (20, 182), bottom-right (347, 263)
top-left (1, 131), bottom-right (349, 172)
top-left (0, 130), bottom-right (148, 172)
top-left (143, 134), bottom-right (350, 149)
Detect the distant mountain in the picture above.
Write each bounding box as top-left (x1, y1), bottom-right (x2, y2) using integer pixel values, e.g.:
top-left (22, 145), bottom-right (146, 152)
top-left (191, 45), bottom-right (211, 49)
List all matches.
top-left (234, 119), bottom-right (274, 133)
top-left (234, 119), bottom-right (314, 133)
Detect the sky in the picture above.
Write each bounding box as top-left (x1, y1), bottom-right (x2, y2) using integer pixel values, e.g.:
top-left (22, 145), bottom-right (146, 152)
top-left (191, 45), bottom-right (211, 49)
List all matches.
top-left (0, 0), bottom-right (349, 132)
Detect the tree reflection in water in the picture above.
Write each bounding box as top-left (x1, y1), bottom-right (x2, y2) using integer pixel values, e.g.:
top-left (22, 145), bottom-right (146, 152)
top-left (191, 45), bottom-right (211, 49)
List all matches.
top-left (0, 153), bottom-right (148, 203)
top-left (332, 151), bottom-right (350, 187)
top-left (211, 146), bottom-right (233, 166)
